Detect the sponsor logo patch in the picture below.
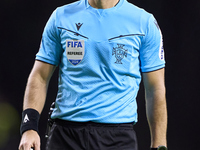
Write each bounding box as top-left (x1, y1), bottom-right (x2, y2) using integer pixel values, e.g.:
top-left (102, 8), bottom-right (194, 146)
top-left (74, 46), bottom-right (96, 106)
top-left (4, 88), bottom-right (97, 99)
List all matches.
top-left (159, 38), bottom-right (165, 60)
top-left (66, 40), bottom-right (85, 65)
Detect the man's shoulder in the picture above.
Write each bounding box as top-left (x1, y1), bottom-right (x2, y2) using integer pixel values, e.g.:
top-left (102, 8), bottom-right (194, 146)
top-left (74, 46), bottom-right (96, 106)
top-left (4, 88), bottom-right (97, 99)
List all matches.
top-left (56, 0), bottom-right (85, 15)
top-left (122, 1), bottom-right (152, 19)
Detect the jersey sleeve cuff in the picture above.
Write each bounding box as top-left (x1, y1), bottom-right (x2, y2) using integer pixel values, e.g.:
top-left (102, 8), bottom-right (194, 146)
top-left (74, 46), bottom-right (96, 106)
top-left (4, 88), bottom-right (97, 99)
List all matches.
top-left (35, 55), bottom-right (59, 66)
top-left (141, 64), bottom-right (165, 73)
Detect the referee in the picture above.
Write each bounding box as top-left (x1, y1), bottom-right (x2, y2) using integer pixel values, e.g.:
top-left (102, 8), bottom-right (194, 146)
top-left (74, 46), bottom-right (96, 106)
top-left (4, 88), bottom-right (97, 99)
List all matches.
top-left (19, 0), bottom-right (168, 150)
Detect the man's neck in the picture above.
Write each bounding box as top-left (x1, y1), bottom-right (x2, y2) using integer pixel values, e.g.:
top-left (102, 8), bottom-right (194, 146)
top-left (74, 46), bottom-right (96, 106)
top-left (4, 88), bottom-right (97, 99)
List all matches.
top-left (88, 0), bottom-right (120, 9)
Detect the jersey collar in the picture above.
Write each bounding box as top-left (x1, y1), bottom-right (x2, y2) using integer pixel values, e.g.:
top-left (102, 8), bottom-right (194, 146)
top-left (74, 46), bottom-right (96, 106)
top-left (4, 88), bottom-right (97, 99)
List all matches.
top-left (85, 0), bottom-right (125, 10)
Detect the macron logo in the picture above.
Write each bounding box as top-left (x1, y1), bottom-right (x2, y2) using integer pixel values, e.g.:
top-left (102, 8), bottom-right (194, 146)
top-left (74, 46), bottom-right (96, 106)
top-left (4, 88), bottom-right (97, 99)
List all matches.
top-left (23, 114), bottom-right (30, 123)
top-left (76, 23), bottom-right (83, 31)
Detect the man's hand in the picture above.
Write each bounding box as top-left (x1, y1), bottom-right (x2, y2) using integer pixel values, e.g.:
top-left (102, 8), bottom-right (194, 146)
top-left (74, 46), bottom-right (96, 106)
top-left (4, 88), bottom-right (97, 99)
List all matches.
top-left (19, 130), bottom-right (40, 150)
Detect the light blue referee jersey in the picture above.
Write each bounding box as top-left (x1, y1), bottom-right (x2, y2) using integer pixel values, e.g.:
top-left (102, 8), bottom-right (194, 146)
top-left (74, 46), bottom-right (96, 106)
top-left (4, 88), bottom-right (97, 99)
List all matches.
top-left (36, 0), bottom-right (165, 123)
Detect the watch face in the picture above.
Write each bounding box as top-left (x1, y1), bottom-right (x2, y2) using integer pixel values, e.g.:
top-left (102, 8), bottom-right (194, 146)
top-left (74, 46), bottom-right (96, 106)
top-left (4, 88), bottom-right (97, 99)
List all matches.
top-left (158, 146), bottom-right (167, 150)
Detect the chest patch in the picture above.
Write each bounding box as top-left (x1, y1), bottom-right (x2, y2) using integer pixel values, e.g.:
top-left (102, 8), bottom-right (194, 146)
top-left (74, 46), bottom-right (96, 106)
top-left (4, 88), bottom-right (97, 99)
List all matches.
top-left (66, 40), bottom-right (85, 65)
top-left (112, 44), bottom-right (128, 64)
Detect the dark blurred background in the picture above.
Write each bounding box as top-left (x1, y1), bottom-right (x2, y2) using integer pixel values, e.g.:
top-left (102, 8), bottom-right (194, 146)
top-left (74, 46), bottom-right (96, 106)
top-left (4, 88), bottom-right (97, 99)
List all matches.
top-left (0, 0), bottom-right (199, 149)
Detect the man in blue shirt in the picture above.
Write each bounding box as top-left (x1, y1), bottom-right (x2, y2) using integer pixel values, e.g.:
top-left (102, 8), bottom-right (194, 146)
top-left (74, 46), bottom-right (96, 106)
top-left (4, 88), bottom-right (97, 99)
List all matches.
top-left (19, 0), bottom-right (167, 150)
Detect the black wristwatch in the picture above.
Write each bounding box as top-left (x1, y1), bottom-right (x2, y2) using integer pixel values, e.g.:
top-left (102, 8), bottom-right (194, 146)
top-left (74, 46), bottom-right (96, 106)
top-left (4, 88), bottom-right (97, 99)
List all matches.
top-left (151, 145), bottom-right (168, 150)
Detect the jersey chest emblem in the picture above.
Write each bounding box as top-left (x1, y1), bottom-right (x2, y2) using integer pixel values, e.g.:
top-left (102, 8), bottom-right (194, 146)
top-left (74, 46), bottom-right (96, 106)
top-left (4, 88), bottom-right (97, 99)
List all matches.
top-left (112, 44), bottom-right (127, 64)
top-left (66, 40), bottom-right (85, 65)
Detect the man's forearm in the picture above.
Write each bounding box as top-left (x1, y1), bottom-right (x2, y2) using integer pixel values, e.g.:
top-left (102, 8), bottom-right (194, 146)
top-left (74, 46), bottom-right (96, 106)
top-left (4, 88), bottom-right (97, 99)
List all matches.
top-left (19, 61), bottom-right (55, 150)
top-left (23, 74), bottom-right (48, 114)
top-left (146, 88), bottom-right (167, 148)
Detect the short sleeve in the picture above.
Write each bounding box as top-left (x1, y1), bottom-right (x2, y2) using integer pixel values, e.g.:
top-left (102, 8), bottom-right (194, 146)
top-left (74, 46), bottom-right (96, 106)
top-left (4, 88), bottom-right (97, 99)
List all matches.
top-left (36, 9), bottom-right (63, 66)
top-left (139, 15), bottom-right (165, 72)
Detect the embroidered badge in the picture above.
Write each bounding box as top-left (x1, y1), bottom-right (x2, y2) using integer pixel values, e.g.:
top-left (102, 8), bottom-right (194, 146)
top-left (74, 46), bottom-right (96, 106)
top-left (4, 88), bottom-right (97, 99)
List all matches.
top-left (112, 44), bottom-right (128, 64)
top-left (66, 40), bottom-right (85, 65)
